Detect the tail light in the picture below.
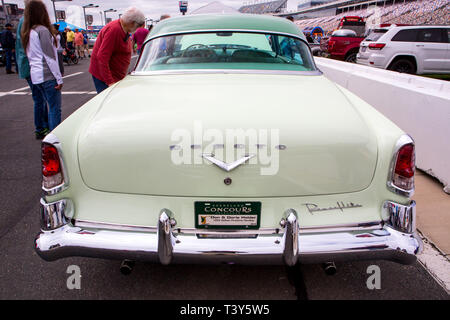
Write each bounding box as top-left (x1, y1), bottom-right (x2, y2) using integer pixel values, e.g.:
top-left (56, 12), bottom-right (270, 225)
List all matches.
top-left (368, 43), bottom-right (386, 50)
top-left (388, 136), bottom-right (415, 196)
top-left (42, 143), bottom-right (64, 190)
top-left (328, 40), bottom-right (335, 50)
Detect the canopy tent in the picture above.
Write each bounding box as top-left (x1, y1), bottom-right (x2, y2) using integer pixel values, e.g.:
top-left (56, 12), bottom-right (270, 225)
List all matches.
top-left (302, 26), bottom-right (324, 36)
top-left (55, 21), bottom-right (85, 32)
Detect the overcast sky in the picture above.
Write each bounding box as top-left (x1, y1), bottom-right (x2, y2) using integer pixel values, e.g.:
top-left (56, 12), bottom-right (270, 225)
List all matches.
top-left (6, 0), bottom-right (301, 25)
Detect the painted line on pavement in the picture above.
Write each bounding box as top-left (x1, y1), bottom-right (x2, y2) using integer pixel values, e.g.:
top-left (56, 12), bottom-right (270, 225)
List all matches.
top-left (9, 71), bottom-right (85, 93)
top-left (0, 91), bottom-right (96, 96)
top-left (0, 71), bottom-right (91, 97)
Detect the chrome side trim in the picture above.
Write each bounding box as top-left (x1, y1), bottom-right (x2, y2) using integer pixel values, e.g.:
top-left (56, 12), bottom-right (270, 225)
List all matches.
top-left (74, 220), bottom-right (158, 233)
top-left (387, 134), bottom-right (415, 197)
top-left (42, 133), bottom-right (70, 195)
top-left (72, 219), bottom-right (382, 235)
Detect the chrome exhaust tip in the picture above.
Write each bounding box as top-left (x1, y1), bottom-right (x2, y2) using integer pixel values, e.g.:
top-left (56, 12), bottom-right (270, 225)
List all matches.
top-left (322, 262), bottom-right (337, 275)
top-left (120, 259), bottom-right (135, 275)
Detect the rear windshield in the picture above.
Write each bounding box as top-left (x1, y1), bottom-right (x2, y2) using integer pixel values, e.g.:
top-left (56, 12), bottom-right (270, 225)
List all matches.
top-left (135, 32), bottom-right (317, 72)
top-left (332, 29), bottom-right (357, 37)
top-left (364, 29), bottom-right (388, 41)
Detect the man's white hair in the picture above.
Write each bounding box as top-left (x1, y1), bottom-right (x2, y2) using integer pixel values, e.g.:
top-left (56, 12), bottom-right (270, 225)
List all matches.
top-left (121, 7), bottom-right (146, 25)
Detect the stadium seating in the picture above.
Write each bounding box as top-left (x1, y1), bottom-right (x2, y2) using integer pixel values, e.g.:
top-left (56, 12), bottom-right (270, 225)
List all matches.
top-left (239, 0), bottom-right (287, 14)
top-left (294, 0), bottom-right (449, 33)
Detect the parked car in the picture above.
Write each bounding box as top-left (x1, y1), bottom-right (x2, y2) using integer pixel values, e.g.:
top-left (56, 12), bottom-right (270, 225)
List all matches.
top-left (326, 28), bottom-right (365, 62)
top-left (325, 16), bottom-right (366, 62)
top-left (357, 25), bottom-right (450, 74)
top-left (88, 33), bottom-right (97, 47)
top-left (35, 14), bottom-right (422, 269)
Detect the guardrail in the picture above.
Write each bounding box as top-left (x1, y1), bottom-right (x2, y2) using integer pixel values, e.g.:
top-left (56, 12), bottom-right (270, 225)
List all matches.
top-left (314, 57), bottom-right (450, 194)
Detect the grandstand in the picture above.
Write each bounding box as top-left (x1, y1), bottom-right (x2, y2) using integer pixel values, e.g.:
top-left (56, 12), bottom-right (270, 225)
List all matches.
top-left (293, 0), bottom-right (449, 33)
top-left (239, 0), bottom-right (288, 14)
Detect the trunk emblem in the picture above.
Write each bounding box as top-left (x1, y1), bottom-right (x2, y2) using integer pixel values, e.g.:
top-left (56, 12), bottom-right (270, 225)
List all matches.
top-left (202, 154), bottom-right (255, 172)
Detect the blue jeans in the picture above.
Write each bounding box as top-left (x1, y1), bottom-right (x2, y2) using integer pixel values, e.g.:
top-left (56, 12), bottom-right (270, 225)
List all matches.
top-left (92, 75), bottom-right (108, 94)
top-left (5, 48), bottom-right (15, 72)
top-left (34, 79), bottom-right (62, 131)
top-left (26, 77), bottom-right (48, 133)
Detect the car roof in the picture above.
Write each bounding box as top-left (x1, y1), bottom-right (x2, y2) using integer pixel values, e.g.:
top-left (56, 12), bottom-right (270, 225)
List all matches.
top-left (148, 14), bottom-right (305, 40)
top-left (389, 25), bottom-right (450, 31)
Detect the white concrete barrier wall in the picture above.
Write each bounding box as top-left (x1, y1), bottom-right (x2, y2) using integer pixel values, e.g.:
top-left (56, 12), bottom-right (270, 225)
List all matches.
top-left (314, 57), bottom-right (450, 193)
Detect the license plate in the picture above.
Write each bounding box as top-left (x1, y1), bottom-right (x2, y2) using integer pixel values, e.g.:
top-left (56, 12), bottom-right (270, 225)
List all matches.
top-left (195, 201), bottom-right (261, 229)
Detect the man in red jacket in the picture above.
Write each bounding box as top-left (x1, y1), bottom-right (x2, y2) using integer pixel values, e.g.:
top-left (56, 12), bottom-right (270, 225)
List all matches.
top-left (89, 7), bottom-right (146, 93)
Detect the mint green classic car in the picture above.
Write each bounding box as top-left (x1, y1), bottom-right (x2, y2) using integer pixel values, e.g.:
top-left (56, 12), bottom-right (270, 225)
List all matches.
top-left (35, 14), bottom-right (422, 268)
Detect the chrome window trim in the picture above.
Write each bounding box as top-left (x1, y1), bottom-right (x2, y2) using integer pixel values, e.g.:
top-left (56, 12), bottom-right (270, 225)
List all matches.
top-left (145, 29), bottom-right (307, 44)
top-left (73, 219), bottom-right (382, 235)
top-left (42, 133), bottom-right (70, 195)
top-left (135, 29), bottom-right (319, 74)
top-left (387, 134), bottom-right (415, 197)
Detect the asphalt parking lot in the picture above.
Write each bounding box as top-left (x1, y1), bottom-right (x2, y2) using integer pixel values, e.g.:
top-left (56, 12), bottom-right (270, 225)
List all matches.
top-left (0, 57), bottom-right (448, 300)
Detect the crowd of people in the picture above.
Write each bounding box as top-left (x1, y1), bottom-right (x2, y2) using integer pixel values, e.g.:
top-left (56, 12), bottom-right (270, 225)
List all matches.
top-left (4, 0), bottom-right (157, 140)
top-left (238, 0), bottom-right (287, 14)
top-left (294, 0), bottom-right (449, 34)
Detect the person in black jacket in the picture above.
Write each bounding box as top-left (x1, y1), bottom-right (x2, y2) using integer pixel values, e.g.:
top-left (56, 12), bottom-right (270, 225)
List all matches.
top-left (0, 23), bottom-right (16, 74)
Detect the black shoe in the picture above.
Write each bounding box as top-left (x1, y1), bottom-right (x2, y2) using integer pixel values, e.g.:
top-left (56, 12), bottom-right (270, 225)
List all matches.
top-left (35, 128), bottom-right (50, 140)
top-left (6, 70), bottom-right (15, 74)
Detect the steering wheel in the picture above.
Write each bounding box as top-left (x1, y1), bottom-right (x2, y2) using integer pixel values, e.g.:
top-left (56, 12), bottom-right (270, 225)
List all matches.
top-left (182, 44), bottom-right (217, 58)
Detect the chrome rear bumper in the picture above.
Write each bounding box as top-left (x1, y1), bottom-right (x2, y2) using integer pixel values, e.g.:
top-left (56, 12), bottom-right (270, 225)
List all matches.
top-left (35, 200), bottom-right (422, 266)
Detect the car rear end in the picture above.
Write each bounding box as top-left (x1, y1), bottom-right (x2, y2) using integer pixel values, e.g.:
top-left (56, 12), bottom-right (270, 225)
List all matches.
top-left (357, 27), bottom-right (396, 68)
top-left (34, 14), bottom-right (422, 267)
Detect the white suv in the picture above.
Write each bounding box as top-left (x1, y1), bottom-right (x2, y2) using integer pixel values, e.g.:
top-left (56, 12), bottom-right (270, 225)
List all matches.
top-left (357, 26), bottom-right (450, 74)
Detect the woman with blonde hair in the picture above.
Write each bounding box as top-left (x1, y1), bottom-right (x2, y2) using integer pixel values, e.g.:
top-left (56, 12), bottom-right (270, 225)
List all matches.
top-left (21, 0), bottom-right (63, 132)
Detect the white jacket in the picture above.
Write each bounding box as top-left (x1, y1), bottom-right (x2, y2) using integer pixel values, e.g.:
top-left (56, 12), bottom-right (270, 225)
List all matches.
top-left (26, 25), bottom-right (63, 85)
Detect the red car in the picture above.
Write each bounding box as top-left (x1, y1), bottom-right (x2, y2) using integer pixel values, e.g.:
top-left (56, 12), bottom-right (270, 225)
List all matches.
top-left (325, 16), bottom-right (366, 63)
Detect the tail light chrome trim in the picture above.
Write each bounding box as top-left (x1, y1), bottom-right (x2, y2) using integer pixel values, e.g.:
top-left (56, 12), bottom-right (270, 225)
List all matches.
top-left (42, 133), bottom-right (69, 195)
top-left (387, 134), bottom-right (415, 197)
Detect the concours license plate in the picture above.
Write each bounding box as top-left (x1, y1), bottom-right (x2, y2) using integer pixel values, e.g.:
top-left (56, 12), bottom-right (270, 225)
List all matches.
top-left (195, 202), bottom-right (261, 229)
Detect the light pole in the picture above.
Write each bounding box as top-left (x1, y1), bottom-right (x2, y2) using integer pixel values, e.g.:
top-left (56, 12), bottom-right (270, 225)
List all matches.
top-left (1, 0), bottom-right (9, 24)
top-left (103, 9), bottom-right (117, 26)
top-left (82, 4), bottom-right (99, 30)
top-left (51, 0), bottom-right (72, 23)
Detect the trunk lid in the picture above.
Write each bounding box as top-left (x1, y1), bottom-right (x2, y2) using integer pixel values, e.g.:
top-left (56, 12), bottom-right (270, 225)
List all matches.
top-left (78, 73), bottom-right (377, 197)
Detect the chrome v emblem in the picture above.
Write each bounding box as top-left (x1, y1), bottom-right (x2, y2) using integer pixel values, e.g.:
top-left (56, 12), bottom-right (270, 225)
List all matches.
top-left (202, 154), bottom-right (255, 172)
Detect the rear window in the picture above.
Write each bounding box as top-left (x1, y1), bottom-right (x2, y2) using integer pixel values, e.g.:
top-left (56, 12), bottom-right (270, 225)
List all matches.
top-left (332, 29), bottom-right (357, 37)
top-left (365, 29), bottom-right (388, 42)
top-left (391, 29), bottom-right (418, 42)
top-left (135, 32), bottom-right (317, 72)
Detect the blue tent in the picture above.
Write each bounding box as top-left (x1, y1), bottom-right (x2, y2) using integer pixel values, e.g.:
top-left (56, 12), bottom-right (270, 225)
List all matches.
top-left (55, 21), bottom-right (85, 32)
